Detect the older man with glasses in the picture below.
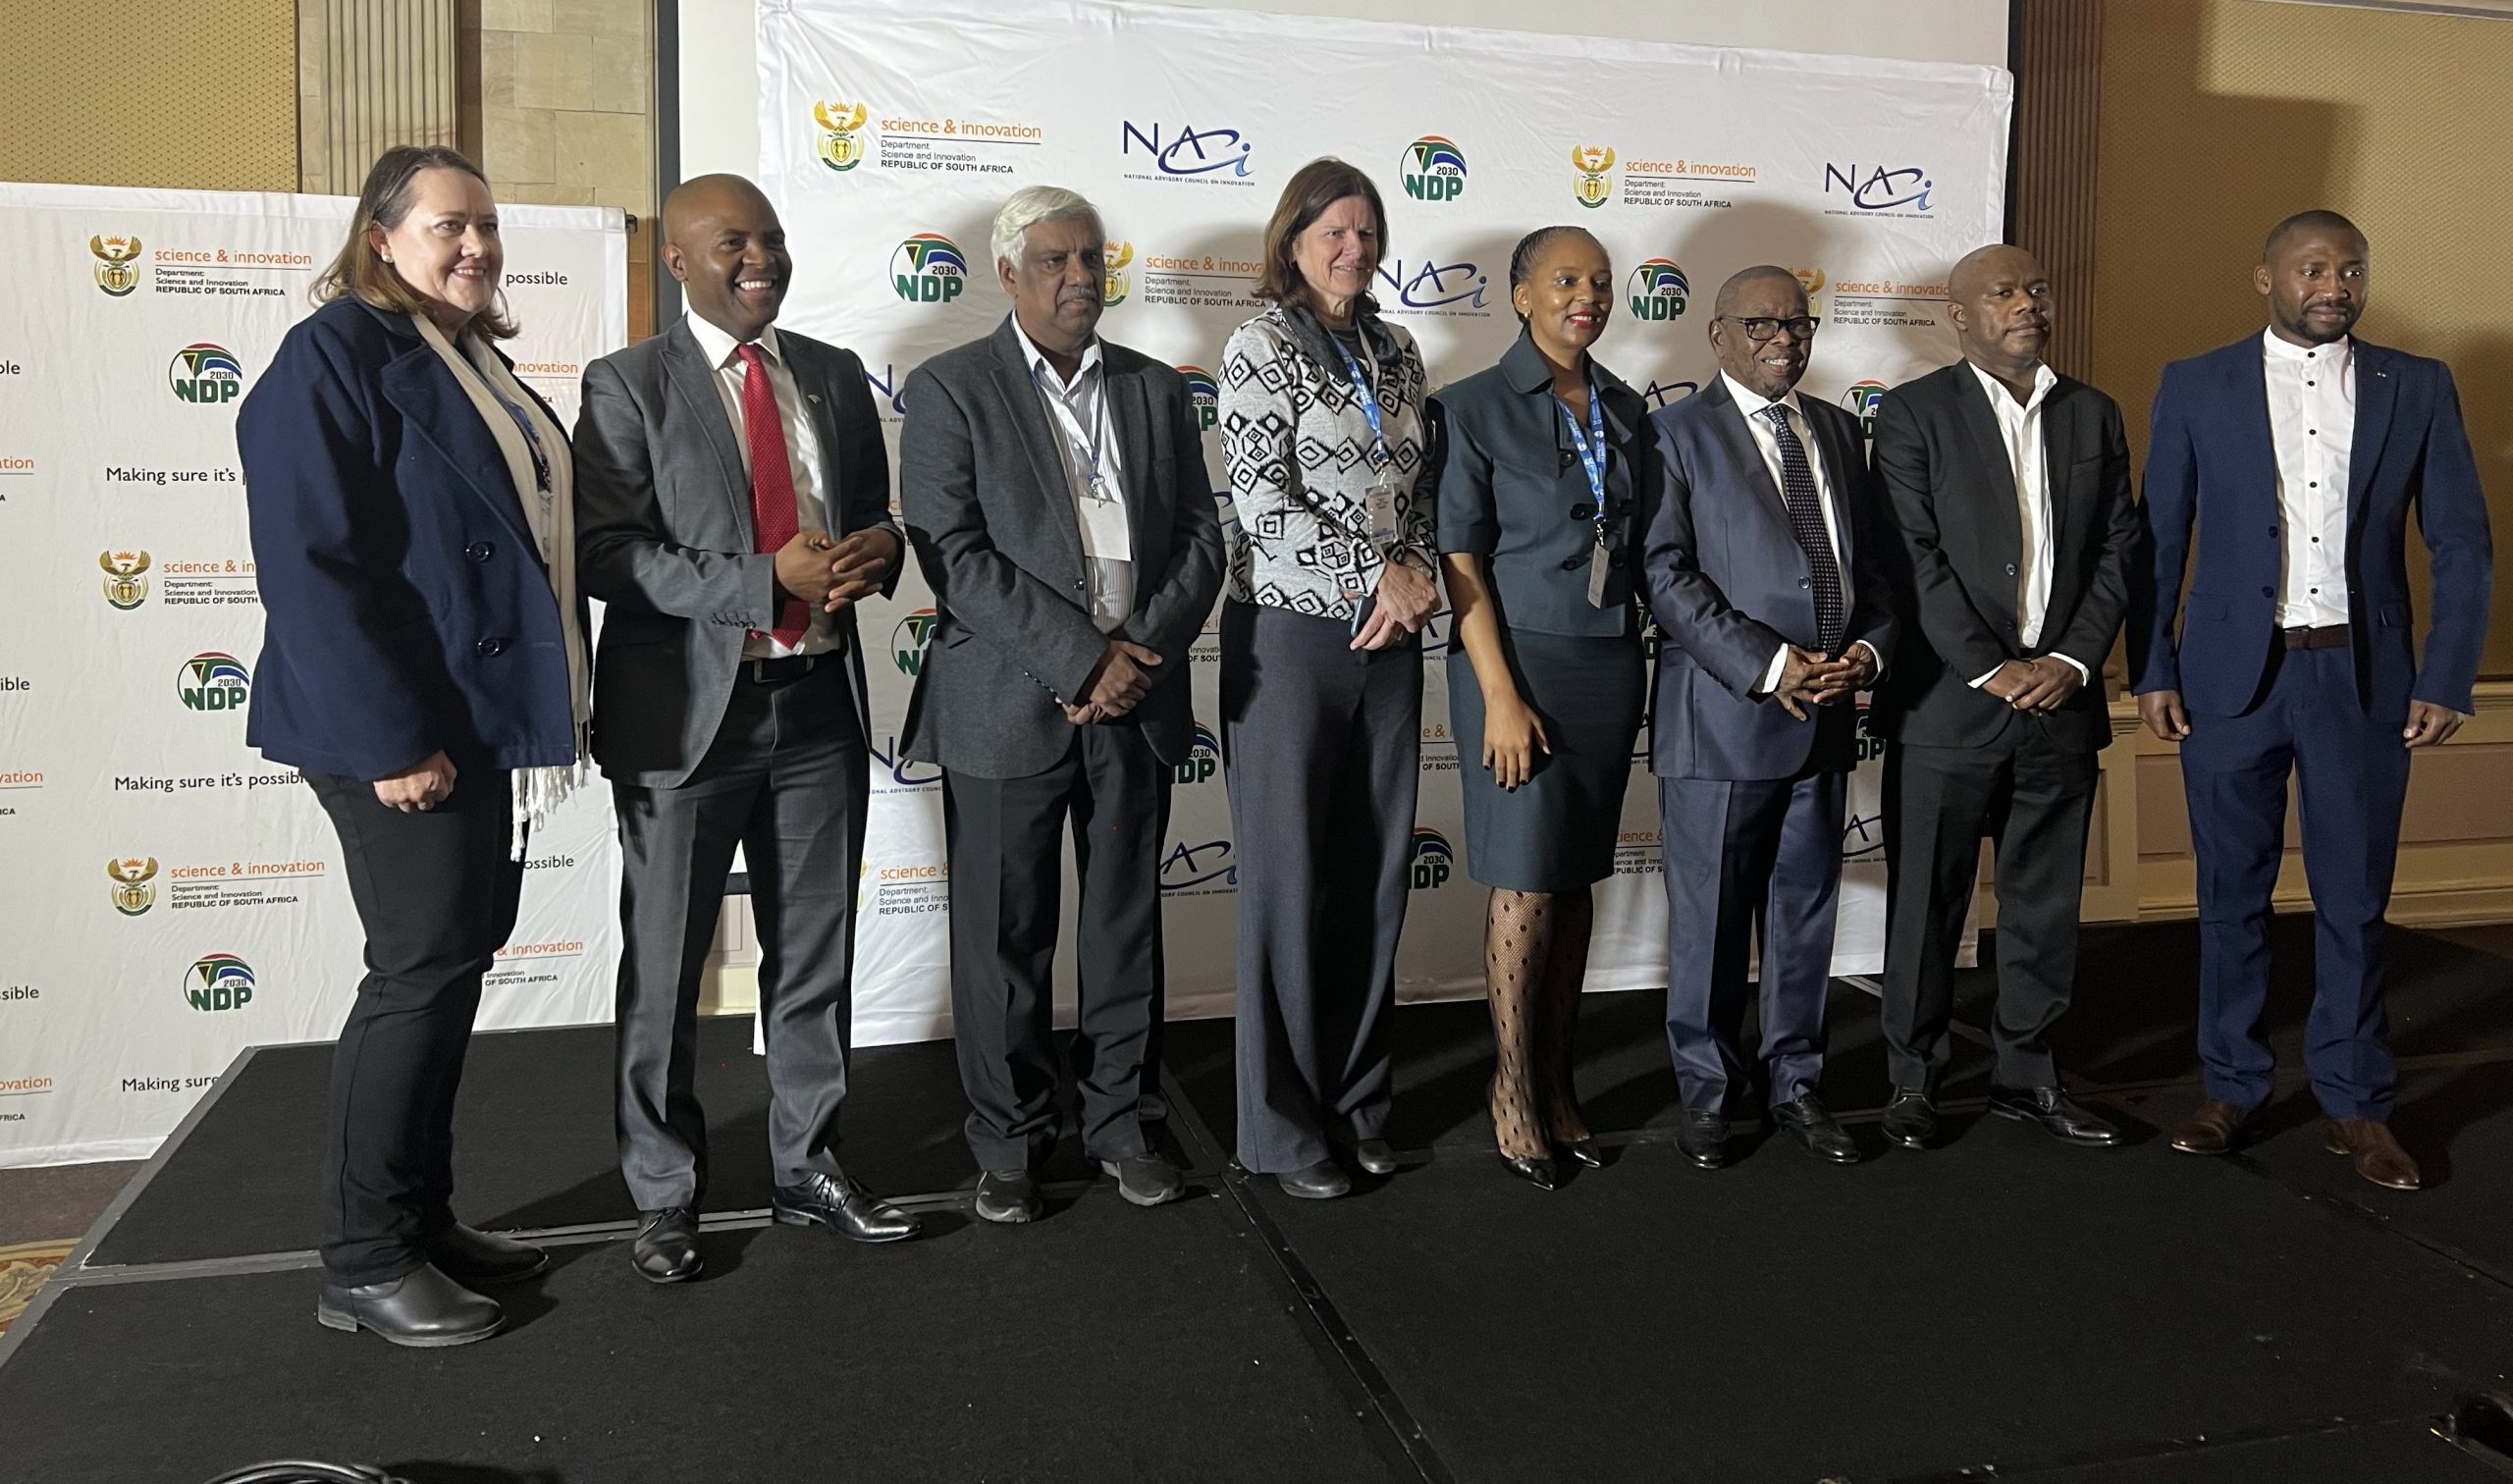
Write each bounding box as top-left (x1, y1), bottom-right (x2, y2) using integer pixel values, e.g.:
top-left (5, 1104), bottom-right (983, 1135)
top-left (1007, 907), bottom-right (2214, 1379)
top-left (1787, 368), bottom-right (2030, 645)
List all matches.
top-left (1638, 265), bottom-right (1895, 1171)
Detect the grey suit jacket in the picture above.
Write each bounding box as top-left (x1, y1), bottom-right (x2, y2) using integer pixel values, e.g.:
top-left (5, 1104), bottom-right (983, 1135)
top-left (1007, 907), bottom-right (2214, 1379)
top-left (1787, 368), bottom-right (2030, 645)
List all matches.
top-left (573, 317), bottom-right (901, 788)
top-left (898, 316), bottom-right (1225, 779)
top-left (1640, 378), bottom-right (1897, 781)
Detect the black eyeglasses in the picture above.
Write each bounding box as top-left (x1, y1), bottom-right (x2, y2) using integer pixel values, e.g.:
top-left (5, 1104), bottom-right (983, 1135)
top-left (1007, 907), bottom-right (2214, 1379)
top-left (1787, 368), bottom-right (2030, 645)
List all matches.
top-left (1719, 315), bottom-right (1821, 343)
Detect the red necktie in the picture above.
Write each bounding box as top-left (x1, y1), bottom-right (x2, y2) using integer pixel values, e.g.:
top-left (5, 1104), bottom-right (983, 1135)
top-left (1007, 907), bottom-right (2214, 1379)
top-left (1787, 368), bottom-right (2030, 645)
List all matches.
top-left (736, 342), bottom-right (809, 649)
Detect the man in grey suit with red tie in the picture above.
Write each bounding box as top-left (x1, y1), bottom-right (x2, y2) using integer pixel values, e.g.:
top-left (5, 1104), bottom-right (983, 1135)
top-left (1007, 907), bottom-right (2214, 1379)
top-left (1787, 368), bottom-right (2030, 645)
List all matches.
top-left (1641, 265), bottom-right (1895, 1171)
top-left (576, 174), bottom-right (920, 1283)
top-left (2132, 211), bottom-right (2491, 1191)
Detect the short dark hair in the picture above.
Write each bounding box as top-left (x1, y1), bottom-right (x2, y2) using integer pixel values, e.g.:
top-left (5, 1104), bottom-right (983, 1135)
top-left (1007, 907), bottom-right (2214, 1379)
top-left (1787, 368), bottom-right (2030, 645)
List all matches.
top-left (1506, 225), bottom-right (1604, 327)
top-left (1254, 157), bottom-right (1387, 315)
top-left (317, 145), bottom-right (517, 340)
top-left (2265, 209), bottom-right (2364, 261)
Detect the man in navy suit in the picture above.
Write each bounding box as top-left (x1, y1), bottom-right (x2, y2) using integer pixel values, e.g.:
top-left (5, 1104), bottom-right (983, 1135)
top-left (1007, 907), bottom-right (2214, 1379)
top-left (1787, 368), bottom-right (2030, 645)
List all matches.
top-left (2131, 211), bottom-right (2492, 1190)
top-left (1641, 265), bottom-right (1896, 1170)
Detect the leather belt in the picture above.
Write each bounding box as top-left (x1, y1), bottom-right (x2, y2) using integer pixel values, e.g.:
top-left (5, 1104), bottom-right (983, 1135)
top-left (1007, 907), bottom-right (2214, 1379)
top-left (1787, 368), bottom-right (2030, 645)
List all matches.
top-left (2282, 624), bottom-right (2350, 651)
top-left (740, 652), bottom-right (829, 684)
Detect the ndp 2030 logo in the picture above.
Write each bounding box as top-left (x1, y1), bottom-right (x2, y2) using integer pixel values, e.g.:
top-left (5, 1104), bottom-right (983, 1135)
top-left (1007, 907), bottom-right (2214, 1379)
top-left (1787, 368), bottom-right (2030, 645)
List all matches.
top-left (186, 953), bottom-right (255, 1012)
top-left (170, 344), bottom-right (244, 403)
top-left (890, 234), bottom-right (968, 305)
top-left (1410, 827), bottom-right (1454, 890)
top-left (1627, 259), bottom-right (1689, 322)
top-left (178, 652), bottom-right (250, 712)
top-left (1178, 367), bottom-right (1220, 433)
top-left (1173, 722), bottom-right (1221, 788)
top-left (892, 608), bottom-right (938, 676)
top-left (1399, 136), bottom-right (1466, 203)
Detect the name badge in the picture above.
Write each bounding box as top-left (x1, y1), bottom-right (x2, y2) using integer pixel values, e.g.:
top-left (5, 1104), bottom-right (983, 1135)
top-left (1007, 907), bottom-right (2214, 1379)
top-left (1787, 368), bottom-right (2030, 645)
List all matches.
top-left (1586, 538), bottom-right (1612, 609)
top-left (1365, 478), bottom-right (1399, 550)
top-left (1078, 487), bottom-right (1133, 561)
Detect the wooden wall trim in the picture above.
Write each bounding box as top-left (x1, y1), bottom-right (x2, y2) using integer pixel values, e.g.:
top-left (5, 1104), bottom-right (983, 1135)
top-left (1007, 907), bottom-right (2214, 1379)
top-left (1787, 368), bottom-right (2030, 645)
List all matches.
top-left (2010, 0), bottom-right (2104, 383)
top-left (300, 0), bottom-right (460, 196)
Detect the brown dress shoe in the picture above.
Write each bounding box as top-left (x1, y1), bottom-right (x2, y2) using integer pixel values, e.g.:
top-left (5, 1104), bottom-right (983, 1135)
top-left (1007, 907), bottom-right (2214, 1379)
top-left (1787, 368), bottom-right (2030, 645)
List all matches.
top-left (2168, 1098), bottom-right (2257, 1155)
top-left (2323, 1117), bottom-right (2423, 1191)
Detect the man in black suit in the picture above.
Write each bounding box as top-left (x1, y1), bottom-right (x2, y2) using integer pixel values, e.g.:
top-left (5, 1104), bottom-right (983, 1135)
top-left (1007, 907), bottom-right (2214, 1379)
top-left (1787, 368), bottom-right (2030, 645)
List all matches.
top-left (1868, 244), bottom-right (2141, 1151)
top-left (576, 174), bottom-right (919, 1283)
top-left (899, 186), bottom-right (1224, 1223)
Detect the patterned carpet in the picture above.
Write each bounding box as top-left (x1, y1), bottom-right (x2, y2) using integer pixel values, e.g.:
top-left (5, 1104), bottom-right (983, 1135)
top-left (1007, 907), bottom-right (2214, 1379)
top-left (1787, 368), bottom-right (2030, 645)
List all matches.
top-left (0, 1241), bottom-right (74, 1336)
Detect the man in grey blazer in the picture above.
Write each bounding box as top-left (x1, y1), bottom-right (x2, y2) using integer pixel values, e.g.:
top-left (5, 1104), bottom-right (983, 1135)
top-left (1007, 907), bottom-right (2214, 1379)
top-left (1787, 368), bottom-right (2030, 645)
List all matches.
top-left (899, 186), bottom-right (1224, 1224)
top-left (575, 174), bottom-right (918, 1283)
top-left (1640, 265), bottom-right (1896, 1171)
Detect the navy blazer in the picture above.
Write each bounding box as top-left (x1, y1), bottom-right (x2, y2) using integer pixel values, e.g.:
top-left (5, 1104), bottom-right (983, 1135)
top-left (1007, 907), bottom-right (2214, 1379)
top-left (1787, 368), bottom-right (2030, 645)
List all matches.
top-left (238, 296), bottom-right (580, 781)
top-left (1641, 378), bottom-right (1897, 781)
top-left (2129, 335), bottom-right (2493, 718)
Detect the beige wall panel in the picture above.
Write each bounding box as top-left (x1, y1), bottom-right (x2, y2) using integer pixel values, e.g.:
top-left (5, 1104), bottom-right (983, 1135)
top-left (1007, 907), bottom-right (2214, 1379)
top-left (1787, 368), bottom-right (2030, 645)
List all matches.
top-left (0, 0), bottom-right (297, 190)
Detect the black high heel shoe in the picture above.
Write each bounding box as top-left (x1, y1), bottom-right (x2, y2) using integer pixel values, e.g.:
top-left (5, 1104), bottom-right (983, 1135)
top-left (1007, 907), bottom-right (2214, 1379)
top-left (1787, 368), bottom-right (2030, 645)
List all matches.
top-left (1500, 1152), bottom-right (1559, 1191)
top-left (1557, 1137), bottom-right (1604, 1170)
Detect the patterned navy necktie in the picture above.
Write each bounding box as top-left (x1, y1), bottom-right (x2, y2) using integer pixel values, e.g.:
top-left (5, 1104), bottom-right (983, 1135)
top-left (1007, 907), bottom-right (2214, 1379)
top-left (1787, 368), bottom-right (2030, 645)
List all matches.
top-left (1760, 403), bottom-right (1845, 655)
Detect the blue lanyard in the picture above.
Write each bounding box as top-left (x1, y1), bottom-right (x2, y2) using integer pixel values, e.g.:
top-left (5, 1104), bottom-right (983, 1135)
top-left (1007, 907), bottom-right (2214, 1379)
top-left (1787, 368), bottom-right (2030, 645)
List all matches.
top-left (1029, 360), bottom-right (1114, 498)
top-left (1328, 333), bottom-right (1392, 468)
top-left (1556, 372), bottom-right (1607, 538)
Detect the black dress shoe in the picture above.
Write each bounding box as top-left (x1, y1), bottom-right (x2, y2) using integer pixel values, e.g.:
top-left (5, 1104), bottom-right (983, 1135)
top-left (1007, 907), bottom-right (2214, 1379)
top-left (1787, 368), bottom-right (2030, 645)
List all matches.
top-left (1500, 1153), bottom-right (1559, 1191)
top-left (774, 1173), bottom-right (921, 1243)
top-left (974, 1168), bottom-right (1042, 1224)
top-left (1989, 1085), bottom-right (2122, 1147)
top-left (1676, 1110), bottom-right (1730, 1170)
top-left (1274, 1159), bottom-right (1352, 1200)
top-left (1339, 1138), bottom-right (1400, 1176)
top-left (1099, 1151), bottom-right (1186, 1207)
top-left (1774, 1093), bottom-right (1861, 1164)
top-left (430, 1222), bottom-right (548, 1286)
top-left (1880, 1089), bottom-right (1939, 1151)
top-left (317, 1262), bottom-right (502, 1348)
top-left (1557, 1138), bottom-right (1605, 1170)
top-left (631, 1206), bottom-right (702, 1284)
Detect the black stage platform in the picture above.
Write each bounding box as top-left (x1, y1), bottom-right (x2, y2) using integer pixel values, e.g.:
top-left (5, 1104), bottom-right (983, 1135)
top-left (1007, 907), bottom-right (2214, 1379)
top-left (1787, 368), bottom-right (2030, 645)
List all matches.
top-left (8, 919), bottom-right (2513, 1483)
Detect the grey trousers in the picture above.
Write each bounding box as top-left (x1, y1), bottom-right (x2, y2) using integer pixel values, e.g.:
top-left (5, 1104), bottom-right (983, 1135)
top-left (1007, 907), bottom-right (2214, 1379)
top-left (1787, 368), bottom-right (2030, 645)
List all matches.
top-left (611, 660), bottom-right (868, 1210)
top-left (1220, 601), bottom-right (1422, 1174)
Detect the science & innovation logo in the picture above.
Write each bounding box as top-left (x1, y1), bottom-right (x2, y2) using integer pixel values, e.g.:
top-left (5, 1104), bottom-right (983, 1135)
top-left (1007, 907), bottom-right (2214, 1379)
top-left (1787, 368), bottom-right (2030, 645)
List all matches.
top-left (1103, 240), bottom-right (1134, 306)
top-left (1173, 721), bottom-right (1222, 788)
top-left (100, 551), bottom-right (152, 610)
top-left (1842, 380), bottom-right (1889, 439)
top-left (892, 608), bottom-right (938, 677)
top-left (186, 953), bottom-right (255, 1012)
top-left (889, 234), bottom-right (968, 305)
top-left (169, 344), bottom-right (245, 403)
top-left (1570, 144), bottom-right (1616, 209)
top-left (1822, 162), bottom-right (1934, 215)
top-left (1120, 121), bottom-right (1255, 183)
top-left (107, 857), bottom-right (160, 916)
top-left (1627, 259), bottom-right (1689, 322)
top-left (1400, 136), bottom-right (1466, 203)
top-left (813, 100), bottom-right (870, 172)
top-left (1178, 367), bottom-right (1220, 432)
top-left (178, 652), bottom-right (250, 712)
top-left (90, 234), bottom-right (143, 295)
top-left (1410, 827), bottom-right (1454, 890)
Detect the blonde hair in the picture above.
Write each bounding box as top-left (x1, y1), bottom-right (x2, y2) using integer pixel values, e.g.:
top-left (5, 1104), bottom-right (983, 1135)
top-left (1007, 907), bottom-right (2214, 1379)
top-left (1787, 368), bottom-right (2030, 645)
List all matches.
top-left (315, 145), bottom-right (517, 341)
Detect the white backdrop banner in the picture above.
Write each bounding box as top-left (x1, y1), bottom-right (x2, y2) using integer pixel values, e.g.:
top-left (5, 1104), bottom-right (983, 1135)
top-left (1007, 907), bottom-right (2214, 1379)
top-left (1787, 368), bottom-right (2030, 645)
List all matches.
top-left (757, 0), bottom-right (2007, 1044)
top-left (0, 183), bottom-right (628, 1165)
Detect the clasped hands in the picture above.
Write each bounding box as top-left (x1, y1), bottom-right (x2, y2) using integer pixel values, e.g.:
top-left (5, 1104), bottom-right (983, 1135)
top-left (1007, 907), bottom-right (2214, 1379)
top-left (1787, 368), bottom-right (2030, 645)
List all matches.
top-left (1063, 640), bottom-right (1165, 725)
top-left (1981, 656), bottom-right (2084, 715)
top-left (775, 527), bottom-right (898, 613)
top-left (1772, 644), bottom-right (1878, 721)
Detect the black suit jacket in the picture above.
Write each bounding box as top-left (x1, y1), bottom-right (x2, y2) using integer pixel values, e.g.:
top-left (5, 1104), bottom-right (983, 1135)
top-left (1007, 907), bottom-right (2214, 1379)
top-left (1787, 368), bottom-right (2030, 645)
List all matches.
top-left (1868, 360), bottom-right (2139, 752)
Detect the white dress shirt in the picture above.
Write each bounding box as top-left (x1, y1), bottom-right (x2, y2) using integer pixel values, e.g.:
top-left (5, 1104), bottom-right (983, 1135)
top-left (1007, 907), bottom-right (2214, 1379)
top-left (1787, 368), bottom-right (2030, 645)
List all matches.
top-left (1012, 317), bottom-right (1135, 634)
top-left (1719, 374), bottom-right (1879, 693)
top-left (1963, 360), bottom-right (2087, 687)
top-left (683, 313), bottom-right (836, 659)
top-left (2263, 328), bottom-right (2354, 629)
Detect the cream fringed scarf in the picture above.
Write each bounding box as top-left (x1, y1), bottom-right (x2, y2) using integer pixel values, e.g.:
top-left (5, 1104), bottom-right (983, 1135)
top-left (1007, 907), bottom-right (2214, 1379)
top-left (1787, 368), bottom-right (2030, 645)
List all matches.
top-left (410, 311), bottom-right (591, 859)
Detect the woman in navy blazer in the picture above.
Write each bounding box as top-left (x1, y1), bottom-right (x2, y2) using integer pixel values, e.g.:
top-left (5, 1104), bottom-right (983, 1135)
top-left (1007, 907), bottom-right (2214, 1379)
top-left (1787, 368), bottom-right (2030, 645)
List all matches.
top-left (240, 146), bottom-right (584, 1348)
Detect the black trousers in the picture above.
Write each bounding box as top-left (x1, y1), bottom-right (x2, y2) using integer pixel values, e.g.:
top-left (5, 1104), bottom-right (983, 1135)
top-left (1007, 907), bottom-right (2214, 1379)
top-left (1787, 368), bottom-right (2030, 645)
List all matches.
top-left (305, 764), bottom-right (521, 1286)
top-left (1880, 720), bottom-right (2100, 1094)
top-left (612, 659), bottom-right (868, 1209)
top-left (942, 722), bottom-right (1171, 1172)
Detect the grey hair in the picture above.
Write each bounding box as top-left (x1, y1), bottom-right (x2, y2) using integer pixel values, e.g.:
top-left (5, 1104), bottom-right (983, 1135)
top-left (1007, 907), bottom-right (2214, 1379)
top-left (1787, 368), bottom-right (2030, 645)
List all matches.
top-left (990, 186), bottom-right (1102, 265)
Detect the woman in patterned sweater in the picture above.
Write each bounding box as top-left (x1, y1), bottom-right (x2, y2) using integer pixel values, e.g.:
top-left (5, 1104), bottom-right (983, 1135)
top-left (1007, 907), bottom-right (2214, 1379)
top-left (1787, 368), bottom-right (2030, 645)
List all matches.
top-left (1215, 158), bottom-right (1440, 1200)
